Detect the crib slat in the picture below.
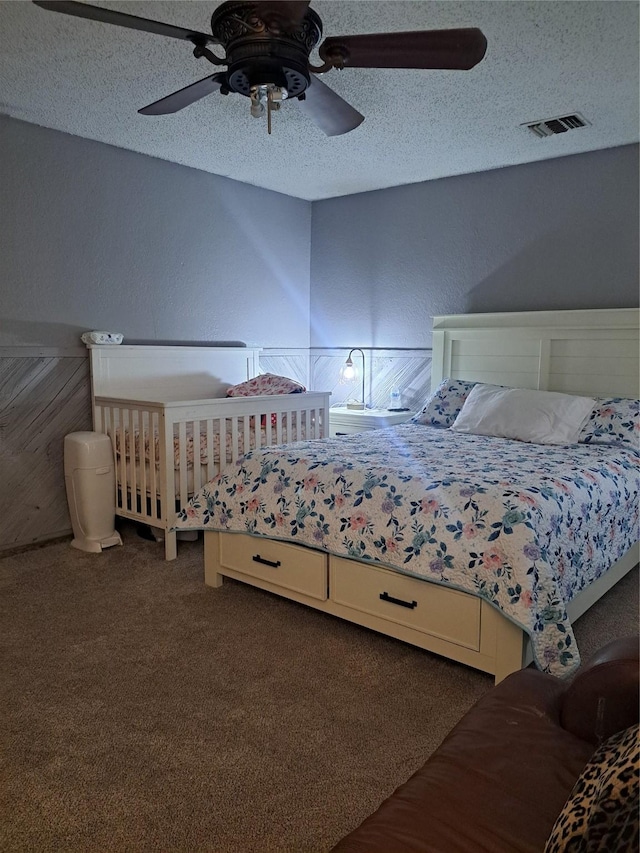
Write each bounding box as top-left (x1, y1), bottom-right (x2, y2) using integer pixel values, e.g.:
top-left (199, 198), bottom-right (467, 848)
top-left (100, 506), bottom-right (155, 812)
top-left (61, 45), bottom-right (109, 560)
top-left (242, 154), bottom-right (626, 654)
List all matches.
top-left (103, 407), bottom-right (116, 508)
top-left (231, 415), bottom-right (239, 464)
top-left (116, 408), bottom-right (126, 511)
top-left (251, 415), bottom-right (262, 450)
top-left (136, 408), bottom-right (146, 518)
top-left (126, 407), bottom-right (134, 512)
top-left (159, 409), bottom-right (174, 531)
top-left (243, 415), bottom-right (250, 458)
top-left (206, 419), bottom-right (215, 481)
top-left (129, 408), bottom-right (138, 511)
top-left (192, 419), bottom-right (203, 493)
top-left (178, 421), bottom-right (188, 506)
top-left (148, 411), bottom-right (158, 522)
top-left (216, 418), bottom-right (225, 470)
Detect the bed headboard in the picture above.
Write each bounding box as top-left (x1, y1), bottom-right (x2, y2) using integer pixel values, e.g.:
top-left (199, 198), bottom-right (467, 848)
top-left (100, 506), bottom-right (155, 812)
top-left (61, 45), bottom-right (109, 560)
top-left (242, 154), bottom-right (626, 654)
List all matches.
top-left (431, 308), bottom-right (639, 398)
top-left (89, 345), bottom-right (262, 402)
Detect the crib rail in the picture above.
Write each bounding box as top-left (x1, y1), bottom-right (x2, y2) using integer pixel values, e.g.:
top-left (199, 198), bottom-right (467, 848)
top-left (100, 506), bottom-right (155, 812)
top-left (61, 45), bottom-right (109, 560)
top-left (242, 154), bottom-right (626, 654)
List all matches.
top-left (93, 392), bottom-right (331, 558)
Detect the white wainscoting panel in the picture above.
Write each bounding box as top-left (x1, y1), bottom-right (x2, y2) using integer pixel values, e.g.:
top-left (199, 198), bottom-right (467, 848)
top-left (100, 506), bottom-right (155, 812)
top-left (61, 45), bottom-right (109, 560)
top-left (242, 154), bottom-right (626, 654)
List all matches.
top-left (258, 349), bottom-right (310, 389)
top-left (310, 348), bottom-right (432, 412)
top-left (0, 351), bottom-right (91, 550)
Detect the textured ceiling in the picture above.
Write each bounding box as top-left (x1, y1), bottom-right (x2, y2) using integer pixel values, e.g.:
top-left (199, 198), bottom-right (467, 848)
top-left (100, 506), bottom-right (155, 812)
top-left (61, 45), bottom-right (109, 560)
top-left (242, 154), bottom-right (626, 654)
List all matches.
top-left (1, 1), bottom-right (638, 200)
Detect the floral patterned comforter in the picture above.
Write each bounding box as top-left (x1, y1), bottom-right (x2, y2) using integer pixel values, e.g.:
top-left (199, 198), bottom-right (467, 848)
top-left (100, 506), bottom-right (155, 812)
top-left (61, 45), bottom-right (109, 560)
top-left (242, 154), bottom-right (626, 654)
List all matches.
top-left (175, 424), bottom-right (639, 676)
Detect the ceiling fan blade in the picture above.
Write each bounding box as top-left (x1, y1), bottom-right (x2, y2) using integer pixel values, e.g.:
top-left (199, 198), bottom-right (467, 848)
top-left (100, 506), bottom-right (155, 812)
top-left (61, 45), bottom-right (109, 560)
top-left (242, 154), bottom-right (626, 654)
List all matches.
top-left (319, 28), bottom-right (487, 70)
top-left (139, 73), bottom-right (227, 115)
top-left (33, 1), bottom-right (218, 46)
top-left (294, 76), bottom-right (364, 137)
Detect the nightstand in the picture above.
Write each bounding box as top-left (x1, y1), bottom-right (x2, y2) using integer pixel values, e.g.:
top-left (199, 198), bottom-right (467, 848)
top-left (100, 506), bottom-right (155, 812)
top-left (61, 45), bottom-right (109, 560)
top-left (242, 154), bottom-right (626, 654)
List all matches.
top-left (329, 407), bottom-right (414, 437)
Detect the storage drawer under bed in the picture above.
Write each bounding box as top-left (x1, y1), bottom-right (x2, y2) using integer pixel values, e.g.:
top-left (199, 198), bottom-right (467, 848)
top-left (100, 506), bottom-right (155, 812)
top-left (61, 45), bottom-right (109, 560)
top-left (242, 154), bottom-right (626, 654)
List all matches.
top-left (219, 535), bottom-right (328, 601)
top-left (330, 557), bottom-right (482, 651)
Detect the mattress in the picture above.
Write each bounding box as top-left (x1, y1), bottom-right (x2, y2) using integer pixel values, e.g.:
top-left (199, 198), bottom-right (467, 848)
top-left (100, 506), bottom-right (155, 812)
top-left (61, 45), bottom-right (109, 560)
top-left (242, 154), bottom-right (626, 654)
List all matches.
top-left (115, 421), bottom-right (312, 500)
top-left (175, 423), bottom-right (639, 676)
top-left (114, 418), bottom-right (310, 470)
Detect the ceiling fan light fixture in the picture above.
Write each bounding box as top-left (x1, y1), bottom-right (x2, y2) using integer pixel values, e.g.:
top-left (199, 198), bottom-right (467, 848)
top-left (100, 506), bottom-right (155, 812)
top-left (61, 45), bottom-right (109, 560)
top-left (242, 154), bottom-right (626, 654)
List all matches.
top-left (250, 90), bottom-right (265, 117)
top-left (33, 0), bottom-right (488, 137)
top-left (250, 84), bottom-right (288, 133)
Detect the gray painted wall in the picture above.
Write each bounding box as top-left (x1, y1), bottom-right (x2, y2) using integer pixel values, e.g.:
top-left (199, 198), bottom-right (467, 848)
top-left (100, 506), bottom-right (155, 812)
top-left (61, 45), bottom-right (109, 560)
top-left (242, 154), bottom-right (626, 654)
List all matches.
top-left (309, 145), bottom-right (640, 348)
top-left (0, 117), bottom-right (312, 551)
top-left (4, 118), bottom-right (636, 353)
top-left (2, 119), bottom-right (637, 551)
top-left (1, 117), bottom-right (312, 349)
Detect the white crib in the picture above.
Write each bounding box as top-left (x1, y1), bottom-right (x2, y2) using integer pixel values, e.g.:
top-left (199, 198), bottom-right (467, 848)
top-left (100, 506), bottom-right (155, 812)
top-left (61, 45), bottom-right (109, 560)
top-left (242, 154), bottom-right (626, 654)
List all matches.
top-left (89, 345), bottom-right (330, 559)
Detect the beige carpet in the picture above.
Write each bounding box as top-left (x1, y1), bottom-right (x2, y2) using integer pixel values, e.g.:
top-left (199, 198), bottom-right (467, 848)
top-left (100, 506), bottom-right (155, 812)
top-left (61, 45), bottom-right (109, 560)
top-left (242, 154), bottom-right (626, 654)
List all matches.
top-left (1, 525), bottom-right (638, 853)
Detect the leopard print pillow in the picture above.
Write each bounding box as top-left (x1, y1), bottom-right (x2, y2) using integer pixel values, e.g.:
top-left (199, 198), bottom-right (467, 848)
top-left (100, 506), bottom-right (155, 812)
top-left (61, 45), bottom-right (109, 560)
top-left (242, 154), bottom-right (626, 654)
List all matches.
top-left (544, 723), bottom-right (639, 853)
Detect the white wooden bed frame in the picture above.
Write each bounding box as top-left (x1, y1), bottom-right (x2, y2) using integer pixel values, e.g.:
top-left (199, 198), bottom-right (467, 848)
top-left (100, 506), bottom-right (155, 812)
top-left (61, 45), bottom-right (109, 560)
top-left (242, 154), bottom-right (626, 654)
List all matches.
top-left (88, 345), bottom-right (330, 560)
top-left (203, 308), bottom-right (639, 683)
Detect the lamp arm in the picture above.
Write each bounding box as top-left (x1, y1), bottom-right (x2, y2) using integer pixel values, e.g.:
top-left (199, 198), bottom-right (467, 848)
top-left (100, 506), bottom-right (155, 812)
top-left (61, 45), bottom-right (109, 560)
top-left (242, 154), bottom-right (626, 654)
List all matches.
top-left (347, 348), bottom-right (366, 408)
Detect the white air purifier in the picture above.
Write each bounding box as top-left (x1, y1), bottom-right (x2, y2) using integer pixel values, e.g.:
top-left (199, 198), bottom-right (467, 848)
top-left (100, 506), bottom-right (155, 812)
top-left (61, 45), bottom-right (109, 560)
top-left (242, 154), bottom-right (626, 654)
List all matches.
top-left (64, 432), bottom-right (123, 553)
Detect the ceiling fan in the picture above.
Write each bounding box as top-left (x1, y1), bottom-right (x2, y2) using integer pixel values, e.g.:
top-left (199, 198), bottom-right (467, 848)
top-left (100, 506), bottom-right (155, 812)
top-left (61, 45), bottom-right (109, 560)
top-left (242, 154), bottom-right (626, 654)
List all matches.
top-left (33, 1), bottom-right (488, 136)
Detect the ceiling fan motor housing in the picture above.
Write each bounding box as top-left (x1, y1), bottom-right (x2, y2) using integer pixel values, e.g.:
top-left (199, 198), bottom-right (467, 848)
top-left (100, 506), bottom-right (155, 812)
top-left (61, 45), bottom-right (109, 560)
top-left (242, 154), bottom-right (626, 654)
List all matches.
top-left (31, 0), bottom-right (489, 135)
top-left (211, 1), bottom-right (322, 97)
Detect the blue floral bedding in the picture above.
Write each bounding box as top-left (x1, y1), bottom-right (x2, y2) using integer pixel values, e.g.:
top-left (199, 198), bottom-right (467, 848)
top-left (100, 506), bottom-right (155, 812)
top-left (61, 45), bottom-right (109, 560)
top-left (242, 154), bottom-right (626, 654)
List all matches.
top-left (175, 424), bottom-right (639, 677)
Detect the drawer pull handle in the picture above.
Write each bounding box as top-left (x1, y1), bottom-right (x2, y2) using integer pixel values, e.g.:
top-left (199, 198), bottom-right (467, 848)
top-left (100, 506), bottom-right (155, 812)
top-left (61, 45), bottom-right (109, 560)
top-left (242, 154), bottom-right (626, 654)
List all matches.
top-left (380, 591), bottom-right (417, 610)
top-left (252, 554), bottom-right (281, 569)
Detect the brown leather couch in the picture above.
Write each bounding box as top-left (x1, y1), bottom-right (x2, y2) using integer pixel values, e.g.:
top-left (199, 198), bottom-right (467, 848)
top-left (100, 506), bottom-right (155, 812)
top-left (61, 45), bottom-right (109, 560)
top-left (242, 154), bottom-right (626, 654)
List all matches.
top-left (331, 636), bottom-right (639, 853)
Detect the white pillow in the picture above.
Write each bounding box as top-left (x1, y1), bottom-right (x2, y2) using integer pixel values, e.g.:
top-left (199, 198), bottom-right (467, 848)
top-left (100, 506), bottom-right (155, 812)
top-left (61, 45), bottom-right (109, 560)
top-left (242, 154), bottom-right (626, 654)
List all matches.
top-left (450, 384), bottom-right (596, 445)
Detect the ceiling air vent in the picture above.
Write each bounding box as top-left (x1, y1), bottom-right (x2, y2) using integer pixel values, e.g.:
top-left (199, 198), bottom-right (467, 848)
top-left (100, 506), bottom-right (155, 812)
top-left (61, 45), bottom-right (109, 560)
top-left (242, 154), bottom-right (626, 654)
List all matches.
top-left (523, 113), bottom-right (589, 138)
